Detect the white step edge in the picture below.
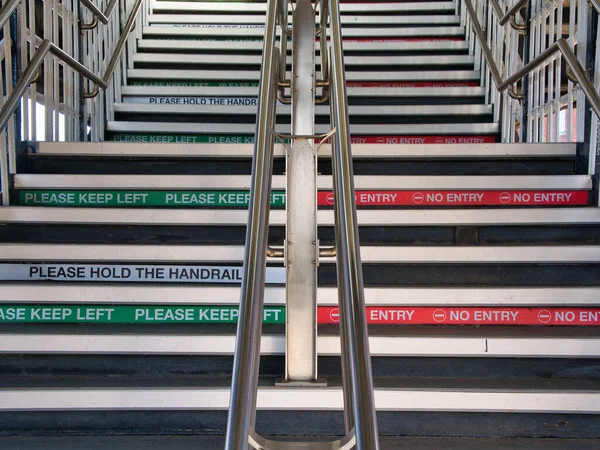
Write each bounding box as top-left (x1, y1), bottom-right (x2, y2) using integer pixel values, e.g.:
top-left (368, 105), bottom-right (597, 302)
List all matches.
top-left (29, 142), bottom-right (576, 158)
top-left (13, 174), bottom-right (592, 190)
top-left (0, 387), bottom-right (597, 413)
top-left (107, 122), bottom-right (498, 134)
top-left (0, 207), bottom-right (597, 226)
top-left (121, 86), bottom-right (486, 98)
top-left (0, 333), bottom-right (598, 358)
top-left (1, 244), bottom-right (599, 263)
top-left (147, 14), bottom-right (460, 25)
top-left (137, 39), bottom-right (470, 52)
top-left (114, 103), bottom-right (492, 116)
top-left (2, 285), bottom-right (599, 306)
top-left (142, 25), bottom-right (466, 38)
top-left (132, 53), bottom-right (473, 66)
top-left (150, 1), bottom-right (458, 13)
top-left (127, 68), bottom-right (481, 81)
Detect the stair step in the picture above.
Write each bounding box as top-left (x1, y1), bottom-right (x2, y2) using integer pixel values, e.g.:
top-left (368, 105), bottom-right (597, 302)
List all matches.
top-left (106, 121), bottom-right (499, 135)
top-left (150, 1), bottom-right (458, 14)
top-left (137, 38), bottom-right (470, 53)
top-left (121, 86), bottom-right (485, 98)
top-left (126, 68), bottom-right (481, 81)
top-left (14, 174), bottom-right (590, 191)
top-left (0, 381), bottom-right (598, 413)
top-left (142, 25), bottom-right (466, 38)
top-left (2, 284), bottom-right (599, 307)
top-left (0, 327), bottom-right (598, 357)
top-left (132, 52), bottom-right (474, 67)
top-left (1, 243), bottom-right (598, 263)
top-left (27, 141), bottom-right (575, 158)
top-left (113, 102), bottom-right (492, 116)
top-left (0, 206), bottom-right (596, 225)
top-left (146, 13), bottom-right (461, 25)
top-left (0, 435), bottom-right (597, 450)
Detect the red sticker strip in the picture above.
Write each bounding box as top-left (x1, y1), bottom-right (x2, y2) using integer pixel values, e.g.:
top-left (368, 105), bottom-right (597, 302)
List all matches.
top-left (346, 81), bottom-right (479, 88)
top-left (316, 136), bottom-right (496, 144)
top-left (317, 191), bottom-right (588, 206)
top-left (341, 38), bottom-right (465, 43)
top-left (319, 307), bottom-right (600, 326)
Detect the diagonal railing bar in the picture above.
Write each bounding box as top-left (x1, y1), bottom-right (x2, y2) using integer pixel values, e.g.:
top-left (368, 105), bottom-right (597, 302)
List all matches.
top-left (0, 40), bottom-right (104, 135)
top-left (0, 0), bottom-right (143, 136)
top-left (0, 0), bottom-right (19, 30)
top-left (464, 0), bottom-right (600, 118)
top-left (80, 0), bottom-right (120, 29)
top-left (489, 0), bottom-right (528, 29)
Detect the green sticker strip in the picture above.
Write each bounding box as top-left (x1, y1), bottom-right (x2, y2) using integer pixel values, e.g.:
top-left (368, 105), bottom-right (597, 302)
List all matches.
top-left (0, 305), bottom-right (284, 324)
top-left (130, 81), bottom-right (259, 87)
top-left (108, 133), bottom-right (290, 144)
top-left (19, 190), bottom-right (287, 207)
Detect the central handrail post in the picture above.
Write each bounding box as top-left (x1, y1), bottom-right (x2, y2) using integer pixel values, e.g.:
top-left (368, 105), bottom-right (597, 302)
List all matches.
top-left (328, 0), bottom-right (380, 447)
top-left (224, 0), bottom-right (280, 447)
top-left (285, 0), bottom-right (318, 383)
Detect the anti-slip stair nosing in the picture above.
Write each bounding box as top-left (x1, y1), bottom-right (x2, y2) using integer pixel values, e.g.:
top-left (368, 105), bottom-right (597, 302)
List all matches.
top-left (1, 244), bottom-right (599, 263)
top-left (28, 141), bottom-right (575, 158)
top-left (0, 333), bottom-right (598, 359)
top-left (113, 103), bottom-right (493, 116)
top-left (2, 285), bottom-right (600, 306)
top-left (127, 68), bottom-right (481, 81)
top-left (150, 1), bottom-right (458, 14)
top-left (106, 122), bottom-right (498, 134)
top-left (146, 14), bottom-right (461, 25)
top-left (137, 39), bottom-right (470, 52)
top-left (132, 53), bottom-right (474, 66)
top-left (0, 387), bottom-right (598, 413)
top-left (142, 25), bottom-right (466, 38)
top-left (13, 174), bottom-right (591, 190)
top-left (121, 86), bottom-right (486, 98)
top-left (0, 207), bottom-right (596, 226)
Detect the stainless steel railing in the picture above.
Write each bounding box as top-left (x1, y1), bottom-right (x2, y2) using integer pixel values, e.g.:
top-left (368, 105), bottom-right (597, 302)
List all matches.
top-left (225, 0), bottom-right (379, 447)
top-left (0, 0), bottom-right (145, 205)
top-left (461, 0), bottom-right (600, 172)
top-left (224, 0), bottom-right (280, 446)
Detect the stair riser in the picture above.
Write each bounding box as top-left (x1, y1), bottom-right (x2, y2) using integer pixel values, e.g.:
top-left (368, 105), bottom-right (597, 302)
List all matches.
top-left (1, 410), bottom-right (598, 439)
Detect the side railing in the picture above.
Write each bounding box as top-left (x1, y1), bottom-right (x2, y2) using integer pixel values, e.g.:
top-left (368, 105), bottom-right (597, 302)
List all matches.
top-left (225, 0), bottom-right (379, 448)
top-left (0, 0), bottom-right (146, 205)
top-left (460, 0), bottom-right (600, 172)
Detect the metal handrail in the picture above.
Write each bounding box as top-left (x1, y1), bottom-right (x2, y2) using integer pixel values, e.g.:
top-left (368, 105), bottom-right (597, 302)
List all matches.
top-left (0, 0), bottom-right (118, 30)
top-left (81, 0), bottom-right (120, 29)
top-left (464, 0), bottom-right (600, 118)
top-left (224, 0), bottom-right (280, 446)
top-left (0, 0), bottom-right (20, 30)
top-left (328, 0), bottom-right (379, 446)
top-left (489, 0), bottom-right (528, 30)
top-left (0, 0), bottom-right (143, 136)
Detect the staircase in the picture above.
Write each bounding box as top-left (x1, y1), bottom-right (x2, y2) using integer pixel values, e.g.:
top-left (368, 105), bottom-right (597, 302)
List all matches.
top-left (1, 0), bottom-right (600, 448)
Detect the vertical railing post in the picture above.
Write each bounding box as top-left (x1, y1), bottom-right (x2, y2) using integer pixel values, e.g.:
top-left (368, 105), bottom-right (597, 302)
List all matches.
top-left (328, 0), bottom-right (380, 447)
top-left (224, 0), bottom-right (279, 447)
top-left (285, 0), bottom-right (318, 383)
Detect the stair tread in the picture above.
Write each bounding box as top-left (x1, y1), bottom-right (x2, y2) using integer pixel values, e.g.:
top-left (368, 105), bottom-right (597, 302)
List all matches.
top-left (0, 436), bottom-right (596, 450)
top-left (2, 284), bottom-right (600, 306)
top-left (114, 102), bottom-right (492, 115)
top-left (13, 173), bottom-right (591, 190)
top-left (127, 68), bottom-right (481, 80)
top-left (1, 376), bottom-right (599, 390)
top-left (0, 206), bottom-right (594, 226)
top-left (121, 85), bottom-right (486, 97)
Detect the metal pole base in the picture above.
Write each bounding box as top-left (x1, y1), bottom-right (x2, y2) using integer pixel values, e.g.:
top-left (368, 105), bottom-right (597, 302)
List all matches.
top-left (249, 428), bottom-right (356, 450)
top-left (274, 378), bottom-right (328, 387)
